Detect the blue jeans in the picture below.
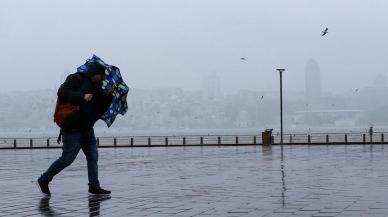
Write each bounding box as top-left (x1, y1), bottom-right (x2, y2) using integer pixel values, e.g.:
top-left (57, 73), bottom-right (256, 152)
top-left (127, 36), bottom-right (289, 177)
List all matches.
top-left (40, 128), bottom-right (100, 188)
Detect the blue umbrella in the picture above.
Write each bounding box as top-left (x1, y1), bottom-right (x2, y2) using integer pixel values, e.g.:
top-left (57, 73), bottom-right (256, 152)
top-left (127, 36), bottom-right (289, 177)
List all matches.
top-left (77, 55), bottom-right (129, 127)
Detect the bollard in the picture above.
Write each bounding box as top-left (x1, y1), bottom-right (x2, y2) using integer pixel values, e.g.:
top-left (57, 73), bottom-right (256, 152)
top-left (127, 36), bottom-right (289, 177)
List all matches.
top-left (47, 138), bottom-right (50, 147)
top-left (308, 135), bottom-right (311, 144)
top-left (363, 134), bottom-right (366, 143)
top-left (326, 135), bottom-right (329, 143)
top-left (114, 138), bottom-right (117, 146)
top-left (381, 133), bottom-right (384, 143)
top-left (183, 137), bottom-right (186, 145)
top-left (96, 138), bottom-right (100, 146)
top-left (130, 138), bottom-right (134, 146)
top-left (13, 139), bottom-right (16, 148)
top-left (345, 134), bottom-right (348, 144)
top-left (200, 137), bottom-right (203, 145)
top-left (253, 136), bottom-right (256, 144)
top-left (148, 137), bottom-right (151, 146)
top-left (235, 136), bottom-right (238, 144)
top-left (30, 139), bottom-right (33, 148)
top-left (165, 137), bottom-right (168, 146)
top-left (218, 136), bottom-right (221, 145)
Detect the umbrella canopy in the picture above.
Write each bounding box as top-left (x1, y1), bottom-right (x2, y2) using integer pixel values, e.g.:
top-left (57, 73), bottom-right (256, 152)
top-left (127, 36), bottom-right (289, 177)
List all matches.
top-left (77, 55), bottom-right (129, 127)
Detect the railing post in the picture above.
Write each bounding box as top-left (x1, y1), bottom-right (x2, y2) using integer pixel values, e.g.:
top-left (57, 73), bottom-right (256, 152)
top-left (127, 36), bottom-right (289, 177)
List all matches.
top-left (183, 137), bottom-right (186, 145)
top-left (200, 137), bottom-right (203, 145)
top-left (218, 136), bottom-right (221, 145)
top-left (47, 138), bottom-right (50, 147)
top-left (165, 137), bottom-right (168, 146)
top-left (289, 135), bottom-right (293, 144)
top-left (96, 138), bottom-right (100, 146)
top-left (30, 139), bottom-right (33, 148)
top-left (381, 133), bottom-right (384, 143)
top-left (130, 138), bottom-right (134, 146)
top-left (148, 137), bottom-right (151, 146)
top-left (308, 135), bottom-right (311, 144)
top-left (13, 139), bottom-right (16, 148)
top-left (363, 134), bottom-right (366, 143)
top-left (114, 138), bottom-right (117, 147)
top-left (235, 136), bottom-right (238, 144)
top-left (253, 136), bottom-right (256, 145)
top-left (345, 134), bottom-right (348, 144)
top-left (326, 135), bottom-right (329, 143)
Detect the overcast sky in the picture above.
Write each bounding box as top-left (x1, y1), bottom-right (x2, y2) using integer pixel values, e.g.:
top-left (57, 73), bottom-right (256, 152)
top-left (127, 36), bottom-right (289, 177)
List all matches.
top-left (0, 0), bottom-right (387, 93)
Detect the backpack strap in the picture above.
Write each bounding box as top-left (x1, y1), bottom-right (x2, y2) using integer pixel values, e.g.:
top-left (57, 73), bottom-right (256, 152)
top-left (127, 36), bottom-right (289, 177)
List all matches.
top-left (57, 129), bottom-right (63, 144)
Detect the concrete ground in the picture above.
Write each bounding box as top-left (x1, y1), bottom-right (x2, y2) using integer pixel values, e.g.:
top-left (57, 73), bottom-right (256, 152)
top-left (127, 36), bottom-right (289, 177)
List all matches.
top-left (0, 144), bottom-right (387, 217)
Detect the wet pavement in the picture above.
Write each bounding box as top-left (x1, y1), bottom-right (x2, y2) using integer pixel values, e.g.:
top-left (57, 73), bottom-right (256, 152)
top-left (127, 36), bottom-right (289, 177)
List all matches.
top-left (0, 144), bottom-right (387, 217)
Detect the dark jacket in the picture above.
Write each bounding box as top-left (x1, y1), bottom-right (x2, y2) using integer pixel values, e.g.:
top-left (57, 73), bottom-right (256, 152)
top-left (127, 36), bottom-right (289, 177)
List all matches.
top-left (58, 73), bottom-right (113, 130)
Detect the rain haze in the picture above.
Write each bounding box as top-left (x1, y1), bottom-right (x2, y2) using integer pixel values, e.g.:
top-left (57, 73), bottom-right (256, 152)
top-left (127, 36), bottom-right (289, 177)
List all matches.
top-left (1, 0), bottom-right (387, 93)
top-left (2, 2), bottom-right (388, 214)
top-left (1, 0), bottom-right (388, 134)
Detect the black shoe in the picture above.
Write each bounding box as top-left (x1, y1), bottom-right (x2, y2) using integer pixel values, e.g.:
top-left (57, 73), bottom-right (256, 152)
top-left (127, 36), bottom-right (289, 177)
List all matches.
top-left (37, 178), bottom-right (51, 196)
top-left (88, 187), bottom-right (111, 195)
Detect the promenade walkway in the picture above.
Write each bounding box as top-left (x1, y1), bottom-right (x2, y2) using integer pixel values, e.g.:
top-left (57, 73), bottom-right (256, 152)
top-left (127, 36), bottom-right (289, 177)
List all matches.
top-left (0, 144), bottom-right (387, 216)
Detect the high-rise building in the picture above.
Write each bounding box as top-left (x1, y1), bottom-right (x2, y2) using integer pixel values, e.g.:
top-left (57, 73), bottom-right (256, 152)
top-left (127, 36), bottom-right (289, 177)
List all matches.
top-left (374, 74), bottom-right (387, 87)
top-left (203, 73), bottom-right (221, 99)
top-left (305, 59), bottom-right (321, 105)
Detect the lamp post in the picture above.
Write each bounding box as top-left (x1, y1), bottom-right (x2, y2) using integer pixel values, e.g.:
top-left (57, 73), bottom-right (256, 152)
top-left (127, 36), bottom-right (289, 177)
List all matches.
top-left (276, 69), bottom-right (285, 157)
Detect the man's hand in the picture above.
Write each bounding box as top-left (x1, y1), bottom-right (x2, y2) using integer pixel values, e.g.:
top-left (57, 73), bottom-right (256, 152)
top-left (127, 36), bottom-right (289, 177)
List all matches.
top-left (84, 94), bottom-right (93, 102)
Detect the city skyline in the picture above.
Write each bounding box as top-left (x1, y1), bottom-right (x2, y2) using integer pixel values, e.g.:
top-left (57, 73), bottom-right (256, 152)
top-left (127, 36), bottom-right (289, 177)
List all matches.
top-left (1, 0), bottom-right (388, 93)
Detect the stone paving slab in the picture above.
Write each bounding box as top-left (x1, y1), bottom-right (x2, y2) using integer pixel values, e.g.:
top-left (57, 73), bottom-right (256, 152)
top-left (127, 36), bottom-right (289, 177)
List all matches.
top-left (0, 144), bottom-right (387, 216)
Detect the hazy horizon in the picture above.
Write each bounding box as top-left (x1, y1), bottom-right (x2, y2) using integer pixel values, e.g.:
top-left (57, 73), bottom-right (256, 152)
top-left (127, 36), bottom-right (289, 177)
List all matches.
top-left (1, 0), bottom-right (388, 93)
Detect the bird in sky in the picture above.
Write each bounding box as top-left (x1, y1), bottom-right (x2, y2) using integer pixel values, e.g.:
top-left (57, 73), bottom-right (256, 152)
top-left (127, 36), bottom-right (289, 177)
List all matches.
top-left (259, 95), bottom-right (264, 101)
top-left (240, 57), bottom-right (246, 61)
top-left (355, 88), bottom-right (359, 92)
top-left (322, 27), bottom-right (328, 36)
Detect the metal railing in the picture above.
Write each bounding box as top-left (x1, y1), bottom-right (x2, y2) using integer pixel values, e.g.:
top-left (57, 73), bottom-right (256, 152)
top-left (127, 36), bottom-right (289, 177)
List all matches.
top-left (0, 132), bottom-right (386, 149)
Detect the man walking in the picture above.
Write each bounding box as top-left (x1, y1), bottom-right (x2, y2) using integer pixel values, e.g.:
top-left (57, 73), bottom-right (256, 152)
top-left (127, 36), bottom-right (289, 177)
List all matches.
top-left (37, 61), bottom-right (113, 196)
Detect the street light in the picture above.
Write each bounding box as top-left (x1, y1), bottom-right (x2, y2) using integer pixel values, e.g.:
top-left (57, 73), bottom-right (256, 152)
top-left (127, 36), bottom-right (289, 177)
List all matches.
top-left (276, 69), bottom-right (285, 157)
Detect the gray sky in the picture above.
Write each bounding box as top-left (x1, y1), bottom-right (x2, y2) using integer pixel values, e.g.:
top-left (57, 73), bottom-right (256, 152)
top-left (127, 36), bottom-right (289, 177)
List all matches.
top-left (1, 0), bottom-right (387, 93)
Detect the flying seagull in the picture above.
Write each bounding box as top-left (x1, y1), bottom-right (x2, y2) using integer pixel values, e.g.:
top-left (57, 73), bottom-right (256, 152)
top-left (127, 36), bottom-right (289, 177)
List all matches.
top-left (259, 95), bottom-right (264, 101)
top-left (240, 57), bottom-right (246, 61)
top-left (322, 27), bottom-right (328, 36)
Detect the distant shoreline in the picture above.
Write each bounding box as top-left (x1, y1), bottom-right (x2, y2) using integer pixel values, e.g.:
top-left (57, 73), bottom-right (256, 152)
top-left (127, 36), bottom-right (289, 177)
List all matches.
top-left (1, 126), bottom-right (387, 138)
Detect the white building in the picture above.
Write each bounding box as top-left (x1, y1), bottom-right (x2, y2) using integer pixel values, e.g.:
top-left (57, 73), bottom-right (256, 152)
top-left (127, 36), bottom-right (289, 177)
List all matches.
top-left (202, 73), bottom-right (221, 99)
top-left (305, 59), bottom-right (321, 105)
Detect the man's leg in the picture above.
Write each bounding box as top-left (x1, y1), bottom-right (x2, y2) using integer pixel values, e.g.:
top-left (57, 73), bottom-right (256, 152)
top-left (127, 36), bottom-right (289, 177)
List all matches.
top-left (39, 130), bottom-right (82, 183)
top-left (81, 129), bottom-right (100, 188)
top-left (82, 129), bottom-right (110, 195)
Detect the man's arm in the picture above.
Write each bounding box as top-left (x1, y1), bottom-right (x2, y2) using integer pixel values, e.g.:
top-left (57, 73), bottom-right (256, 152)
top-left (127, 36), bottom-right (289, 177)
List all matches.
top-left (57, 74), bottom-right (84, 104)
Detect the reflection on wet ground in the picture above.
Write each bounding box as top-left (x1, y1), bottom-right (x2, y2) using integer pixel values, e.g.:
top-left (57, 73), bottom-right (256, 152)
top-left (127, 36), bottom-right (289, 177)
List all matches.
top-left (0, 144), bottom-right (387, 216)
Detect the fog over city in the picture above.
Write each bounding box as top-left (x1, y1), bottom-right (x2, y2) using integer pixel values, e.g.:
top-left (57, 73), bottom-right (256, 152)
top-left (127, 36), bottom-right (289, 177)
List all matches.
top-left (1, 0), bottom-right (388, 134)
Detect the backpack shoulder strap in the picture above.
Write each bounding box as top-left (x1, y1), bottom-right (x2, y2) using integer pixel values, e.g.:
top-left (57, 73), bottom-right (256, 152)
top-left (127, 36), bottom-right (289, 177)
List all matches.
top-left (57, 129), bottom-right (63, 144)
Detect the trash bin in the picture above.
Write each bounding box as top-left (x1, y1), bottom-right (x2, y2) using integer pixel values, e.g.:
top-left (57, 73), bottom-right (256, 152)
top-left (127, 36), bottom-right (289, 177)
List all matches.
top-left (262, 129), bottom-right (273, 146)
